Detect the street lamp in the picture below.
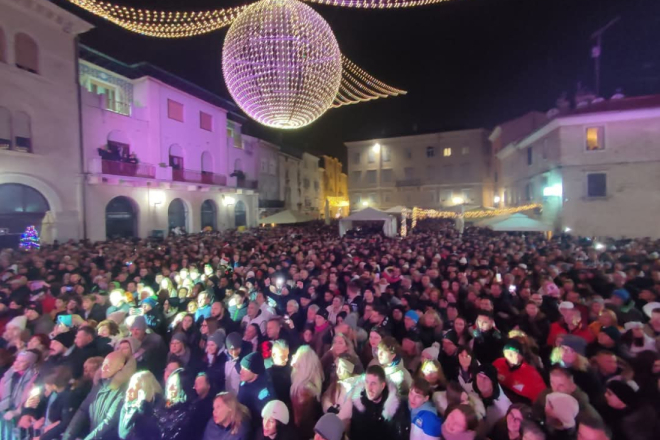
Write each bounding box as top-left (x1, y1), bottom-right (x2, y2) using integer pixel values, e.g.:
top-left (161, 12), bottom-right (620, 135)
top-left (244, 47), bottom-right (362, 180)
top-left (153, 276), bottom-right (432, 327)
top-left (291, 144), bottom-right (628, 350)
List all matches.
top-left (372, 143), bottom-right (381, 153)
top-left (452, 196), bottom-right (464, 205)
top-left (362, 200), bottom-right (369, 207)
top-left (493, 195), bottom-right (501, 204)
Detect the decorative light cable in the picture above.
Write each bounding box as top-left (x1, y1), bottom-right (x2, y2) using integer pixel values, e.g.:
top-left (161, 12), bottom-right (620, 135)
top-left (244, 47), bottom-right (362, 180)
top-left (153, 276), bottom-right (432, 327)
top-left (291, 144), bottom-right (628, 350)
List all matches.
top-left (305, 0), bottom-right (453, 8)
top-left (332, 56), bottom-right (406, 107)
top-left (223, 0), bottom-right (343, 129)
top-left (403, 204), bottom-right (544, 235)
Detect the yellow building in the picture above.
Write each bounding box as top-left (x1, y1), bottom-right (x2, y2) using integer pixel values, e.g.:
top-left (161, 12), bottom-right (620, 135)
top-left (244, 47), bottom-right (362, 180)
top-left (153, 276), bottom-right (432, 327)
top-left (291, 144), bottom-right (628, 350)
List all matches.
top-left (321, 155), bottom-right (349, 218)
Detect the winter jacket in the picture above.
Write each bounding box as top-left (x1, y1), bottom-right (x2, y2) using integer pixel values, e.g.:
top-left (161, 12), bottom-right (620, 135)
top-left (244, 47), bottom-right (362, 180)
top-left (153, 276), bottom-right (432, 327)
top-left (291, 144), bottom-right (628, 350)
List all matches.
top-left (267, 364), bottom-right (292, 411)
top-left (254, 424), bottom-right (299, 440)
top-left (237, 374), bottom-right (275, 428)
top-left (546, 322), bottom-right (594, 348)
top-left (471, 380), bottom-right (511, 436)
top-left (204, 350), bottom-right (228, 392)
top-left (155, 400), bottom-right (194, 440)
top-left (472, 329), bottom-right (504, 365)
top-left (27, 314), bottom-right (55, 335)
top-left (66, 342), bottom-right (101, 379)
top-left (339, 379), bottom-right (411, 440)
top-left (63, 357), bottom-right (136, 440)
top-left (119, 400), bottom-right (161, 440)
top-left (191, 393), bottom-right (215, 440)
top-left (492, 358), bottom-right (546, 403)
top-left (291, 386), bottom-right (323, 440)
top-left (36, 383), bottom-right (91, 440)
top-left (0, 366), bottom-right (38, 415)
top-left (202, 418), bottom-right (252, 440)
top-left (410, 400), bottom-right (442, 440)
top-left (602, 404), bottom-right (657, 440)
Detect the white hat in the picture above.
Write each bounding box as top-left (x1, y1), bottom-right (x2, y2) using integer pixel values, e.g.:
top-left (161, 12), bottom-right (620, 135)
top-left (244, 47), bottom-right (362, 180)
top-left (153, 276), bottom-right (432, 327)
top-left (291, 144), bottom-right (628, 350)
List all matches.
top-left (558, 301), bottom-right (574, 310)
top-left (261, 400), bottom-right (289, 424)
top-left (7, 315), bottom-right (27, 331)
top-left (546, 392), bottom-right (579, 429)
top-left (642, 302), bottom-right (660, 318)
top-left (624, 321), bottom-right (643, 331)
top-left (459, 257), bottom-right (467, 265)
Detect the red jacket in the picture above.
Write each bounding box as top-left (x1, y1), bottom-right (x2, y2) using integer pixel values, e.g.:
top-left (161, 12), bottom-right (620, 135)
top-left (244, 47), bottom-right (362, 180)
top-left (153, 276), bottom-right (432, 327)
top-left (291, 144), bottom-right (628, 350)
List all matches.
top-left (546, 321), bottom-right (595, 347)
top-left (493, 358), bottom-right (546, 402)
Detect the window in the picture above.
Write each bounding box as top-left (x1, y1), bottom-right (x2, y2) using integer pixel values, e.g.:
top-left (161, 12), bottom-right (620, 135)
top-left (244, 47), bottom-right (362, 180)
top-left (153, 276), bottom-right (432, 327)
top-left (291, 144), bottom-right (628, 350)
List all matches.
top-left (462, 189), bottom-right (473, 203)
top-left (269, 160), bottom-right (277, 175)
top-left (461, 147), bottom-right (470, 155)
top-left (14, 33), bottom-right (38, 74)
top-left (0, 107), bottom-right (10, 150)
top-left (405, 147), bottom-right (412, 159)
top-left (200, 112), bottom-right (213, 131)
top-left (366, 170), bottom-right (377, 184)
top-left (303, 178), bottom-right (310, 189)
top-left (404, 167), bottom-right (414, 180)
top-left (587, 173), bottom-right (607, 197)
top-left (13, 111), bottom-right (31, 153)
top-left (525, 183), bottom-right (534, 201)
top-left (440, 190), bottom-right (452, 202)
top-left (260, 159), bottom-right (268, 173)
top-left (381, 169), bottom-right (393, 183)
top-left (426, 146), bottom-right (435, 158)
top-left (351, 171), bottom-right (361, 184)
top-left (443, 148), bottom-right (452, 157)
top-left (367, 150), bottom-right (375, 163)
top-left (353, 152), bottom-right (360, 164)
top-left (527, 147), bottom-right (533, 165)
top-left (0, 27), bottom-right (6, 63)
top-left (369, 193), bottom-right (377, 204)
top-left (586, 127), bottom-right (604, 151)
top-left (383, 192), bottom-right (392, 203)
top-left (167, 99), bottom-right (184, 122)
top-left (382, 146), bottom-right (391, 162)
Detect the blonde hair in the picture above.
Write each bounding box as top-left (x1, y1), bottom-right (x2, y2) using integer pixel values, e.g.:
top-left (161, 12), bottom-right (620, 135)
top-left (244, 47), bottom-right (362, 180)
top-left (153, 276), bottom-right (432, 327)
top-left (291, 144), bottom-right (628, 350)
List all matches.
top-left (332, 333), bottom-right (358, 359)
top-left (424, 310), bottom-right (443, 328)
top-left (215, 392), bottom-right (251, 435)
top-left (291, 345), bottom-right (324, 400)
top-left (127, 371), bottom-right (163, 404)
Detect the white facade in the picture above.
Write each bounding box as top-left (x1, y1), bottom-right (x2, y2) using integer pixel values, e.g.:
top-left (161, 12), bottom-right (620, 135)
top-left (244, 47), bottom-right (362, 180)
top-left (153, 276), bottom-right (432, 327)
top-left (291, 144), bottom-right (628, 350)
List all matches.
top-left (79, 50), bottom-right (260, 241)
top-left (0, 0), bottom-right (92, 243)
top-left (278, 150), bottom-right (303, 211)
top-left (494, 96), bottom-right (660, 237)
top-left (301, 152), bottom-right (321, 216)
top-left (345, 129), bottom-right (493, 210)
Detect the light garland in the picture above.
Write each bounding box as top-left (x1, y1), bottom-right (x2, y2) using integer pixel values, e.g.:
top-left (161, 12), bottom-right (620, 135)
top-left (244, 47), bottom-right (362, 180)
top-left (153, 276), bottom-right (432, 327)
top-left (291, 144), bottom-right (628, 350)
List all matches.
top-left (332, 56), bottom-right (406, 108)
top-left (223, 0), bottom-right (342, 129)
top-left (402, 204), bottom-right (543, 236)
top-left (306, 0), bottom-right (453, 8)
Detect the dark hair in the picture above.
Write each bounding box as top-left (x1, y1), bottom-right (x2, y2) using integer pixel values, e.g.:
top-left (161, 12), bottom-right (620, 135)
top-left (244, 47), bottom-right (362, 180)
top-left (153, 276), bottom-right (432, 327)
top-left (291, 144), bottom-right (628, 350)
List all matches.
top-left (78, 326), bottom-right (95, 338)
top-left (366, 365), bottom-right (387, 384)
top-left (378, 336), bottom-right (400, 355)
top-left (476, 310), bottom-right (493, 320)
top-left (506, 403), bottom-right (533, 421)
top-left (411, 377), bottom-right (432, 398)
top-left (521, 421), bottom-right (546, 440)
top-left (550, 365), bottom-right (574, 380)
top-left (577, 413), bottom-right (611, 438)
top-left (45, 366), bottom-right (73, 389)
top-left (446, 404), bottom-right (479, 431)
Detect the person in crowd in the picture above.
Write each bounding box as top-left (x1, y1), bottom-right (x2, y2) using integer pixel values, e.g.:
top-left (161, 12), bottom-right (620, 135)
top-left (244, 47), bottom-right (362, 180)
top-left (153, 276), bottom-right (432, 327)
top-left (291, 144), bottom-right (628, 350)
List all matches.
top-left (313, 413), bottom-right (345, 440)
top-left (533, 366), bottom-right (602, 424)
top-left (619, 322), bottom-right (657, 358)
top-left (204, 330), bottom-right (228, 392)
top-left (25, 301), bottom-right (55, 335)
top-left (491, 403), bottom-right (533, 440)
top-left (472, 364), bottom-right (512, 436)
top-left (118, 371), bottom-right (163, 440)
top-left (225, 332), bottom-right (249, 396)
top-left (290, 344), bottom-right (324, 440)
top-left (203, 392), bottom-right (252, 440)
top-left (551, 336), bottom-right (603, 400)
top-left (255, 400), bottom-right (296, 440)
top-left (543, 392), bottom-right (579, 440)
top-left (267, 340), bottom-right (292, 410)
top-left (168, 332), bottom-right (203, 375)
top-left (157, 367), bottom-right (193, 440)
top-left (408, 378), bottom-right (443, 440)
top-left (339, 364), bottom-right (410, 440)
top-left (322, 353), bottom-right (363, 414)
top-left (320, 332), bottom-right (361, 384)
top-left (63, 350), bottom-right (136, 440)
top-left (520, 420), bottom-right (546, 440)
top-left (600, 380), bottom-right (657, 440)
top-left (377, 336), bottom-right (413, 395)
top-left (312, 309), bottom-right (333, 356)
top-left (472, 311), bottom-right (504, 365)
top-left (192, 373), bottom-right (216, 440)
top-left (238, 352), bottom-right (275, 429)
top-left (517, 301), bottom-right (550, 347)
top-left (493, 339), bottom-right (546, 404)
top-left (441, 405), bottom-right (479, 440)
top-left (129, 315), bottom-right (167, 375)
top-left (0, 350), bottom-right (40, 439)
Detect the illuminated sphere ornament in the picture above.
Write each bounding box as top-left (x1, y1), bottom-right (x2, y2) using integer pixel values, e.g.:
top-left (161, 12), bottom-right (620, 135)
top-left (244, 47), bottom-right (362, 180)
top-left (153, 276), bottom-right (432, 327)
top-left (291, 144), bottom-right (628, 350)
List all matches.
top-left (222, 0), bottom-right (342, 129)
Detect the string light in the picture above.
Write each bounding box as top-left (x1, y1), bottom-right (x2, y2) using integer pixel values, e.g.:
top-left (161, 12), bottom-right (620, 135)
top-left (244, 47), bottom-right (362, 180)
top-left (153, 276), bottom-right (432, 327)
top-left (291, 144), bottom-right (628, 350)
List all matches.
top-left (401, 204), bottom-right (543, 236)
top-left (305, 0), bottom-right (453, 8)
top-left (332, 56), bottom-right (406, 108)
top-left (222, 0), bottom-right (342, 129)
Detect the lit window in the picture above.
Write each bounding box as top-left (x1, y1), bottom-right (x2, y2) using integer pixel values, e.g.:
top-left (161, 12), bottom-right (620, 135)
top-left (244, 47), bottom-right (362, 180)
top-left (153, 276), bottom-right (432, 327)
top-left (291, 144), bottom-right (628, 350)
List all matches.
top-left (167, 99), bottom-right (184, 122)
top-left (426, 146), bottom-right (435, 158)
top-left (443, 148), bottom-right (452, 157)
top-left (587, 173), bottom-right (607, 197)
top-left (586, 127), bottom-right (604, 151)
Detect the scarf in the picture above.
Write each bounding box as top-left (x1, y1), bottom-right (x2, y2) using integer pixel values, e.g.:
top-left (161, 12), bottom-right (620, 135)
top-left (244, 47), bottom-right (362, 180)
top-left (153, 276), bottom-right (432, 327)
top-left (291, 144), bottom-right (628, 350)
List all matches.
top-left (315, 321), bottom-right (330, 333)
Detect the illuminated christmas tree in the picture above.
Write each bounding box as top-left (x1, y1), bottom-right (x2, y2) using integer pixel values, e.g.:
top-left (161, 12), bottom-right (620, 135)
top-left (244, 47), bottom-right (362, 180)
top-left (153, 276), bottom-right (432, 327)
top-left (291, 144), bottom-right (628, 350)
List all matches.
top-left (19, 225), bottom-right (40, 250)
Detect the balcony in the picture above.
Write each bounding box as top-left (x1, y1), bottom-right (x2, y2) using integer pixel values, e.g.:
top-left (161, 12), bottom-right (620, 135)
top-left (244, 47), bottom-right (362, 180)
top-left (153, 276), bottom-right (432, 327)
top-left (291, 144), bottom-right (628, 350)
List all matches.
top-left (101, 160), bottom-right (156, 179)
top-left (396, 178), bottom-right (422, 187)
top-left (173, 169), bottom-right (227, 185)
top-left (237, 179), bottom-right (258, 189)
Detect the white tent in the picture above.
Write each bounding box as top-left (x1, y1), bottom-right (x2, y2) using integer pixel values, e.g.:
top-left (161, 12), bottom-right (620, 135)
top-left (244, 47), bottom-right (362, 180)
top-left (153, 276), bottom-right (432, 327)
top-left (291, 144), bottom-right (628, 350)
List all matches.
top-left (259, 210), bottom-right (314, 225)
top-left (339, 207), bottom-right (398, 237)
top-left (478, 213), bottom-right (552, 232)
top-left (385, 205), bottom-right (408, 214)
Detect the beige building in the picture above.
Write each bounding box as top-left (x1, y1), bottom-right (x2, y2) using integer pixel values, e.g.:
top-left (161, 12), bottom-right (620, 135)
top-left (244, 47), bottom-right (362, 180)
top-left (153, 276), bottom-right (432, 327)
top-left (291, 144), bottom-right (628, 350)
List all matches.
top-left (345, 129), bottom-right (493, 210)
top-left (493, 94), bottom-right (660, 237)
top-left (301, 152), bottom-right (321, 216)
top-left (320, 155), bottom-right (349, 218)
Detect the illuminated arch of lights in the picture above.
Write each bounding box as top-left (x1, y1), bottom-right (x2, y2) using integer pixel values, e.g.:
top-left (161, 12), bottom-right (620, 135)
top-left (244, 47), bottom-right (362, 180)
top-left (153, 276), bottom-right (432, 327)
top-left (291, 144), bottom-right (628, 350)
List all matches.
top-left (65, 0), bottom-right (448, 127)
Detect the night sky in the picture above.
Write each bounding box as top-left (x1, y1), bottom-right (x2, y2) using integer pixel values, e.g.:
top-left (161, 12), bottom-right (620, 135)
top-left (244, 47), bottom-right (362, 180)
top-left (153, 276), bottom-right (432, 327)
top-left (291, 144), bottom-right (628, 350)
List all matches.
top-left (54, 0), bottom-right (660, 165)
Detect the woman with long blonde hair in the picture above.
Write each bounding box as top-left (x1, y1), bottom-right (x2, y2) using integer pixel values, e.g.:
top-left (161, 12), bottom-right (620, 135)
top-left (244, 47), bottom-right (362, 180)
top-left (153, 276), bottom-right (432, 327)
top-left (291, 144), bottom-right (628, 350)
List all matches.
top-left (320, 332), bottom-right (362, 382)
top-left (204, 392), bottom-right (251, 440)
top-left (290, 345), bottom-right (324, 440)
top-left (119, 371), bottom-right (163, 440)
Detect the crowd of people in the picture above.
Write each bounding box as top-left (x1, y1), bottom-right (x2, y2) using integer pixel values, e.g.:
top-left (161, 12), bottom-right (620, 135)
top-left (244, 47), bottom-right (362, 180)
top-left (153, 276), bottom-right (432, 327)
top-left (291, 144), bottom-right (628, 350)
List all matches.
top-left (0, 220), bottom-right (659, 440)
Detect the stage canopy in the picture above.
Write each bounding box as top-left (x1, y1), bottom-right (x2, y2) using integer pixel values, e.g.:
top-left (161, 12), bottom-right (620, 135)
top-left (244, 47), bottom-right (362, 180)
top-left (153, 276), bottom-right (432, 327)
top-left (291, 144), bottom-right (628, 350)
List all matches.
top-left (476, 213), bottom-right (552, 232)
top-left (260, 210), bottom-right (315, 224)
top-left (339, 207), bottom-right (397, 237)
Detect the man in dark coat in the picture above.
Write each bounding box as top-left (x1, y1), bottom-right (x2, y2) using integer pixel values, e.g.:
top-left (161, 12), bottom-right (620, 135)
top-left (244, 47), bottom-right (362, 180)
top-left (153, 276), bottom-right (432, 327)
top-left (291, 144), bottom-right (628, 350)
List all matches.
top-left (66, 327), bottom-right (100, 379)
top-left (237, 352), bottom-right (275, 431)
top-left (266, 339), bottom-right (292, 412)
top-left (472, 310), bottom-right (504, 365)
top-left (63, 351), bottom-right (136, 440)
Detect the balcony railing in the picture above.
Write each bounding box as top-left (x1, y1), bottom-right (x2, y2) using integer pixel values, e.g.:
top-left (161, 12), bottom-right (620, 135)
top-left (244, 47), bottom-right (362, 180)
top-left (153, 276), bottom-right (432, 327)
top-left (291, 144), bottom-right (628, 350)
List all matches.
top-left (396, 178), bottom-right (422, 187)
top-left (173, 169), bottom-right (227, 185)
top-left (101, 160), bottom-right (156, 178)
top-left (237, 178), bottom-right (258, 189)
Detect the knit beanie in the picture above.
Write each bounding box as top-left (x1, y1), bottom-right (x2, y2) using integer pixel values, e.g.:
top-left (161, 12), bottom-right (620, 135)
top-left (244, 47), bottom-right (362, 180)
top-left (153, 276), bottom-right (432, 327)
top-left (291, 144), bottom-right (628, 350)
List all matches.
top-left (314, 413), bottom-right (345, 440)
top-left (560, 335), bottom-right (587, 356)
top-left (208, 330), bottom-right (226, 349)
top-left (130, 315), bottom-right (148, 331)
top-left (422, 345), bottom-right (440, 361)
top-left (54, 330), bottom-right (76, 348)
top-left (262, 400), bottom-right (289, 424)
top-left (226, 332), bottom-right (243, 350)
top-left (241, 351), bottom-right (265, 375)
top-left (601, 326), bottom-right (621, 343)
top-left (606, 380), bottom-right (637, 408)
top-left (612, 289), bottom-right (630, 302)
top-left (546, 392), bottom-right (579, 429)
top-left (7, 315), bottom-right (27, 331)
top-left (405, 310), bottom-right (420, 324)
top-left (443, 329), bottom-right (459, 346)
top-left (171, 332), bottom-right (188, 345)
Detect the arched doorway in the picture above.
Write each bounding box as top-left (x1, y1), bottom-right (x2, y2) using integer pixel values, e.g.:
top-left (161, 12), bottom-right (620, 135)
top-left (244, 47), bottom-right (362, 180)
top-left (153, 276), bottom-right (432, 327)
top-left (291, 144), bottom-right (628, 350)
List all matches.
top-left (168, 198), bottom-right (187, 232)
top-left (234, 200), bottom-right (247, 227)
top-left (105, 196), bottom-right (137, 238)
top-left (201, 199), bottom-right (217, 230)
top-left (0, 183), bottom-right (49, 233)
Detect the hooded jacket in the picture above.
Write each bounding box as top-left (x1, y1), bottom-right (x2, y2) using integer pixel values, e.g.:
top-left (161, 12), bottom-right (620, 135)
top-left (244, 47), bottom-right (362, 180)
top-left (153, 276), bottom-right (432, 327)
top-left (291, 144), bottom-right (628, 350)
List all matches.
top-left (339, 379), bottom-right (410, 440)
top-left (410, 400), bottom-right (442, 440)
top-left (63, 356), bottom-right (136, 440)
top-left (492, 358), bottom-right (546, 403)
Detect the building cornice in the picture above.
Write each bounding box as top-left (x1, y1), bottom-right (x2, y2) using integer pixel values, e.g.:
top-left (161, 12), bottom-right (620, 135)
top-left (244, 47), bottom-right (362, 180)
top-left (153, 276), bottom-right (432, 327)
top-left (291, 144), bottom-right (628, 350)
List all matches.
top-left (345, 128), bottom-right (486, 149)
top-left (3, 0), bottom-right (93, 35)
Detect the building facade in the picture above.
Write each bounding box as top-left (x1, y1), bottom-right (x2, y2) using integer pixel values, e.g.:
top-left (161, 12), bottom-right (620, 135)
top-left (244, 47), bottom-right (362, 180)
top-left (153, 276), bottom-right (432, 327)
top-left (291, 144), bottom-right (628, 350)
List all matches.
top-left (494, 95), bottom-right (660, 237)
top-left (79, 47), bottom-right (259, 241)
top-left (0, 0), bottom-right (92, 246)
top-left (301, 152), bottom-right (322, 216)
top-left (345, 129), bottom-right (493, 211)
top-left (248, 135), bottom-right (282, 216)
top-left (278, 148), bottom-right (303, 212)
top-left (320, 155), bottom-right (349, 218)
